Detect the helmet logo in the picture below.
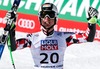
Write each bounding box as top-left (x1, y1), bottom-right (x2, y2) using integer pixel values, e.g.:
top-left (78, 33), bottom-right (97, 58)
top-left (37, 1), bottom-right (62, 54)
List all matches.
top-left (43, 4), bottom-right (51, 8)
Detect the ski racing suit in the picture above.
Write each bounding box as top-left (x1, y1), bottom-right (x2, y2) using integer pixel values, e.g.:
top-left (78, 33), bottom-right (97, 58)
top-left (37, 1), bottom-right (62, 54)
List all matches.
top-left (9, 23), bottom-right (96, 69)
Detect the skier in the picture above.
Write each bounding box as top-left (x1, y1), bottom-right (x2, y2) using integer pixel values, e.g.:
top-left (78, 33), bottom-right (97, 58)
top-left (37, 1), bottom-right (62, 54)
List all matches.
top-left (3, 3), bottom-right (99, 69)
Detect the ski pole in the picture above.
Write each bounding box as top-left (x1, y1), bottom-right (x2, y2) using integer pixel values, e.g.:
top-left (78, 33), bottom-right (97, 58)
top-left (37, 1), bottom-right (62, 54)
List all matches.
top-left (7, 35), bottom-right (16, 69)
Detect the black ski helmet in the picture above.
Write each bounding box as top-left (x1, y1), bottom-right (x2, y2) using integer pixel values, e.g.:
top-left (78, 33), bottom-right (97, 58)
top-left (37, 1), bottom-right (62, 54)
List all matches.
top-left (38, 3), bottom-right (58, 29)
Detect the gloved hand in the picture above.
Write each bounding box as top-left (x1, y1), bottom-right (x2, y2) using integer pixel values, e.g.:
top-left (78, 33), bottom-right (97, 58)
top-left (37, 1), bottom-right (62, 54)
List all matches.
top-left (87, 7), bottom-right (99, 24)
top-left (4, 10), bottom-right (17, 31)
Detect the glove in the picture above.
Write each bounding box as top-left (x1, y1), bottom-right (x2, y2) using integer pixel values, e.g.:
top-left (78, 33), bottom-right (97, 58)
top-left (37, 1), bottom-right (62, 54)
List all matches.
top-left (87, 7), bottom-right (99, 24)
top-left (4, 10), bottom-right (17, 31)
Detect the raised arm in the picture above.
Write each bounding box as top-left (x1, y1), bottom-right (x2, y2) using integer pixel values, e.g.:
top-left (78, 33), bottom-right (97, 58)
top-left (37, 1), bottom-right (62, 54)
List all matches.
top-left (4, 11), bottom-right (31, 51)
top-left (66, 7), bottom-right (99, 46)
top-left (87, 7), bottom-right (99, 42)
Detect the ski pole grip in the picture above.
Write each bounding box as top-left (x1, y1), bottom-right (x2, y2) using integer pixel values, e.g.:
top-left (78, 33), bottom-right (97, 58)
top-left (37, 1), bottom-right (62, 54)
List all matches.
top-left (11, 0), bottom-right (21, 11)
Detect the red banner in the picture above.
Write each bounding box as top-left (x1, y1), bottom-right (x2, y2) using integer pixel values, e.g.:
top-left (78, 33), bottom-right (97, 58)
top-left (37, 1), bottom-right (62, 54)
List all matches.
top-left (0, 10), bottom-right (100, 41)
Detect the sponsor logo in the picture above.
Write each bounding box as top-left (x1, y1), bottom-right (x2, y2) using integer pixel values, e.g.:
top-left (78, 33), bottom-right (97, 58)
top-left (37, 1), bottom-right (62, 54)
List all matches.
top-left (34, 64), bottom-right (63, 68)
top-left (17, 18), bottom-right (35, 29)
top-left (40, 64), bottom-right (63, 68)
top-left (0, 10), bottom-right (100, 41)
top-left (41, 40), bottom-right (58, 50)
top-left (0, 0), bottom-right (100, 21)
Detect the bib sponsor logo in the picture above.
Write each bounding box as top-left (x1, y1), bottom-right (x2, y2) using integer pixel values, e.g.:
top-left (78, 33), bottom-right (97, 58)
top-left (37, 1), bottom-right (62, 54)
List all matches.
top-left (40, 40), bottom-right (58, 50)
top-left (34, 64), bottom-right (63, 68)
top-left (40, 64), bottom-right (63, 68)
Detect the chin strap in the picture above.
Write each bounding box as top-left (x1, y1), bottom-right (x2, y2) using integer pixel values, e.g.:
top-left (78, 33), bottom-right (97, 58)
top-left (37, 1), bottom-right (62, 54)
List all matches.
top-left (42, 28), bottom-right (54, 36)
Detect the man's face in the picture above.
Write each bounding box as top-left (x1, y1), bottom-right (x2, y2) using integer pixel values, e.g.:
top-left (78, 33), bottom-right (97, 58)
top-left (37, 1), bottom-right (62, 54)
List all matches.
top-left (41, 16), bottom-right (55, 29)
top-left (39, 11), bottom-right (57, 29)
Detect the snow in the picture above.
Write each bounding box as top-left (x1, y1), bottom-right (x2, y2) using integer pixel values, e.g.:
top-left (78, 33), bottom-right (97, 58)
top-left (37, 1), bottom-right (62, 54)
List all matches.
top-left (0, 31), bottom-right (100, 69)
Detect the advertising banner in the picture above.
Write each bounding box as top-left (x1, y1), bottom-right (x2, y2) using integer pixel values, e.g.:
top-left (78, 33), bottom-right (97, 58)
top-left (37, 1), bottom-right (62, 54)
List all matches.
top-left (0, 0), bottom-right (100, 41)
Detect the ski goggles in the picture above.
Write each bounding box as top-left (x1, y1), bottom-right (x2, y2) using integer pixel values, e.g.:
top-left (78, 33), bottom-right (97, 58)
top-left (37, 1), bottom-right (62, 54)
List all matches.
top-left (39, 11), bottom-right (57, 19)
